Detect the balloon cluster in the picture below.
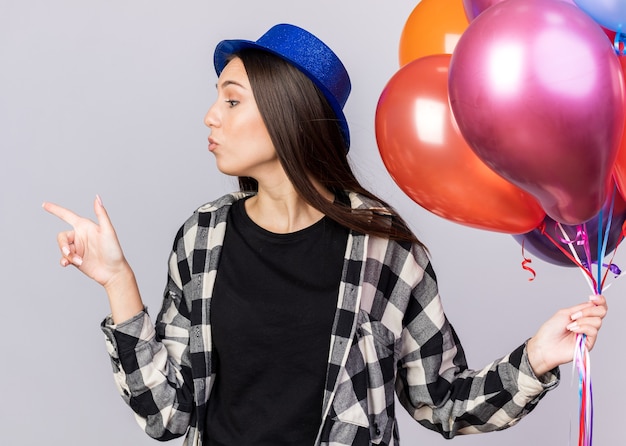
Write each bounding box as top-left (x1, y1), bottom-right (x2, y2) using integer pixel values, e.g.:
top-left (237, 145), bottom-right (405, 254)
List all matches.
top-left (376, 3), bottom-right (626, 444)
top-left (376, 0), bottom-right (626, 270)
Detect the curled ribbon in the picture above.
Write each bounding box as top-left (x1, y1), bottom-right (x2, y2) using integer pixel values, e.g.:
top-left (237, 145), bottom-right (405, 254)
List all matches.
top-left (520, 239), bottom-right (536, 281)
top-left (538, 222), bottom-right (598, 290)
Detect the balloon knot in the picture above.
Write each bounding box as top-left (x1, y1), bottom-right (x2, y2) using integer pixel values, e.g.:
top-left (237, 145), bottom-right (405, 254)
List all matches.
top-left (538, 221), bottom-right (547, 235)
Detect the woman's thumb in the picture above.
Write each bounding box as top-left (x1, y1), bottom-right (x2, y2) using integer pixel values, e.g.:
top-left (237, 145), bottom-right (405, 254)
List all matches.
top-left (93, 194), bottom-right (114, 230)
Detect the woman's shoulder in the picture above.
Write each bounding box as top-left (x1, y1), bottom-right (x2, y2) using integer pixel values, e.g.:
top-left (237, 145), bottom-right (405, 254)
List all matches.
top-left (196, 191), bottom-right (252, 214)
top-left (177, 192), bottom-right (253, 232)
top-left (345, 191), bottom-right (391, 214)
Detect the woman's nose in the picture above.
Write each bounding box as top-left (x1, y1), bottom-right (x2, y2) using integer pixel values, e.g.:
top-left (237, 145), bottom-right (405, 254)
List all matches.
top-left (204, 103), bottom-right (219, 128)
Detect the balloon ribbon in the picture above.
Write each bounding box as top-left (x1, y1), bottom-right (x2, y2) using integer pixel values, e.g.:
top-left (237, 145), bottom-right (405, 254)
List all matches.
top-left (520, 239), bottom-right (536, 281)
top-left (537, 222), bottom-right (598, 290)
top-left (537, 187), bottom-right (623, 446)
top-left (574, 333), bottom-right (592, 446)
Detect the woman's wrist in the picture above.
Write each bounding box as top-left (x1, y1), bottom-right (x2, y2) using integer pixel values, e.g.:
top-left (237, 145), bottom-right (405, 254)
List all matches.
top-left (104, 264), bottom-right (144, 324)
top-left (526, 337), bottom-right (553, 377)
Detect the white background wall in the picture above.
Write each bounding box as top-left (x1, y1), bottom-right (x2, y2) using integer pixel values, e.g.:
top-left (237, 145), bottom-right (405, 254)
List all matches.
top-left (2, 0), bottom-right (624, 444)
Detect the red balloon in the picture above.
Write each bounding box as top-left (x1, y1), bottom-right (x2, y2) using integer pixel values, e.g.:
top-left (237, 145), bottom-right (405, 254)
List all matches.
top-left (376, 54), bottom-right (545, 234)
top-left (449, 0), bottom-right (625, 225)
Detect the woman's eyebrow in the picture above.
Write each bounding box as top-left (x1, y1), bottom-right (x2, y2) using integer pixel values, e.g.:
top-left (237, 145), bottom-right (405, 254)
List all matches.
top-left (216, 79), bottom-right (247, 90)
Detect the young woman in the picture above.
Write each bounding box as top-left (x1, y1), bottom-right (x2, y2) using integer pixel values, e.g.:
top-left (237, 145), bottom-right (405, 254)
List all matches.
top-left (43, 24), bottom-right (607, 446)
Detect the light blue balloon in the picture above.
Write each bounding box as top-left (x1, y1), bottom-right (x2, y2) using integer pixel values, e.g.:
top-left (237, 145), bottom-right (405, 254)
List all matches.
top-left (575, 0), bottom-right (626, 32)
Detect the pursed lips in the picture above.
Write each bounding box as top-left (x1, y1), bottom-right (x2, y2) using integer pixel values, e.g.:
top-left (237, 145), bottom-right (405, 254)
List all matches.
top-left (208, 137), bottom-right (218, 152)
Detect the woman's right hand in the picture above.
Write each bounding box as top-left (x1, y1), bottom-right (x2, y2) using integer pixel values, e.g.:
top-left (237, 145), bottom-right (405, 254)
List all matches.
top-left (44, 195), bottom-right (145, 323)
top-left (43, 195), bottom-right (130, 288)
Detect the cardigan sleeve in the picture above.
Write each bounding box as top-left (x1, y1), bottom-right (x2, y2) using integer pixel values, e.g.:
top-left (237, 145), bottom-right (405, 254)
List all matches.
top-left (394, 244), bottom-right (559, 437)
top-left (100, 224), bottom-right (196, 441)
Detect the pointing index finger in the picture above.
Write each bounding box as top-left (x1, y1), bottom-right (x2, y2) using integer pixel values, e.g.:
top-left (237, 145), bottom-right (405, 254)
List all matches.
top-left (42, 201), bottom-right (81, 226)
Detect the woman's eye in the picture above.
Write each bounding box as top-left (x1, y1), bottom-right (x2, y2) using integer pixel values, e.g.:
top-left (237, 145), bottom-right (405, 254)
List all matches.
top-left (225, 99), bottom-right (239, 107)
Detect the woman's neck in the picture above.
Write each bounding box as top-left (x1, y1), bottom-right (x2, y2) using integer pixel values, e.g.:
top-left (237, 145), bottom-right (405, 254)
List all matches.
top-left (245, 179), bottom-right (333, 234)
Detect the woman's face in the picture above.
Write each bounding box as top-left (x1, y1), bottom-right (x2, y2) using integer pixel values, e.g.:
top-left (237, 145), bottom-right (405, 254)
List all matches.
top-left (204, 57), bottom-right (279, 179)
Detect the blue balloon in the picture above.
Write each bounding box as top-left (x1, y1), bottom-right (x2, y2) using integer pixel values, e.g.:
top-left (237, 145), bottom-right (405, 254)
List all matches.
top-left (575, 0), bottom-right (626, 33)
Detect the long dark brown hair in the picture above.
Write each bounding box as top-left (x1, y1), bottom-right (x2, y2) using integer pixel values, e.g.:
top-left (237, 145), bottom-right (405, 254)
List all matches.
top-left (234, 49), bottom-right (422, 246)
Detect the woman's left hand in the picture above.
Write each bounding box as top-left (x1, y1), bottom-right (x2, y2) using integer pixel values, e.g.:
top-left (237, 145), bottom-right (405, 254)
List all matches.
top-left (526, 294), bottom-right (607, 377)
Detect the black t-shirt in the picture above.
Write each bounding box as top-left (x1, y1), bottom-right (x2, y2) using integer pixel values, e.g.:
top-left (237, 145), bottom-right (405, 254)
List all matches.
top-left (205, 198), bottom-right (349, 446)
